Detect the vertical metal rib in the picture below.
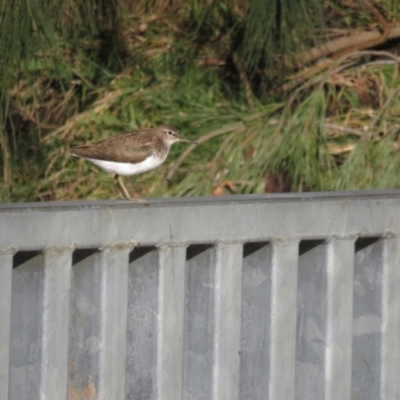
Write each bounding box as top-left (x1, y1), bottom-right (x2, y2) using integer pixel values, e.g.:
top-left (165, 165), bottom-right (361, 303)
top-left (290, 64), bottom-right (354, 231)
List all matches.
top-left (295, 241), bottom-right (328, 399)
top-left (325, 237), bottom-right (355, 400)
top-left (268, 239), bottom-right (299, 400)
top-left (240, 243), bottom-right (272, 400)
top-left (212, 243), bottom-right (243, 400)
top-left (40, 246), bottom-right (73, 400)
top-left (97, 245), bottom-right (131, 400)
top-left (9, 252), bottom-right (44, 400)
top-left (156, 244), bottom-right (187, 400)
top-left (184, 245), bottom-right (216, 400)
top-left (126, 247), bottom-right (159, 400)
top-left (0, 248), bottom-right (14, 399)
top-left (380, 237), bottom-right (400, 399)
top-left (69, 250), bottom-right (101, 399)
top-left (353, 238), bottom-right (383, 399)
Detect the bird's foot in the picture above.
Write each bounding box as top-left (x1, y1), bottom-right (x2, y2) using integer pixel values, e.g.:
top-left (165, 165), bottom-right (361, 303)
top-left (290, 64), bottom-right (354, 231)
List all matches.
top-left (115, 174), bottom-right (148, 203)
top-left (129, 198), bottom-right (149, 203)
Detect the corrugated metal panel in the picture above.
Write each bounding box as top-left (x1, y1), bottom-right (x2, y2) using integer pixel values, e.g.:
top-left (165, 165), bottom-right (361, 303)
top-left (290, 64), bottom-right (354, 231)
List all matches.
top-left (0, 249), bottom-right (13, 399)
top-left (1, 191), bottom-right (400, 400)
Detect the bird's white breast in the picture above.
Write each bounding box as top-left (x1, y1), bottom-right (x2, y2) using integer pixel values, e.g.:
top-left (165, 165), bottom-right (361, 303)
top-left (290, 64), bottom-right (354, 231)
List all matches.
top-left (82, 154), bottom-right (164, 176)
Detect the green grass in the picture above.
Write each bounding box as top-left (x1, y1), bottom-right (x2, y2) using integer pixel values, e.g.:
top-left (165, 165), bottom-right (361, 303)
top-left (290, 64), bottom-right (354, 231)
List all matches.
top-left (2, 7), bottom-right (400, 202)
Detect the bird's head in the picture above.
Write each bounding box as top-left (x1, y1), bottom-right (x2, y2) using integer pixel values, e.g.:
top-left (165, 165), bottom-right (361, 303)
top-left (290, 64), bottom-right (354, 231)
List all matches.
top-left (159, 128), bottom-right (197, 145)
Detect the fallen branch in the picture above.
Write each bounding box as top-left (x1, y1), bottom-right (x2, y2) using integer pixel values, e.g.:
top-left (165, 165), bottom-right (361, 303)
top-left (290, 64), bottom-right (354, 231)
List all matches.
top-left (281, 50), bottom-right (400, 93)
top-left (298, 25), bottom-right (400, 67)
top-left (281, 0), bottom-right (400, 94)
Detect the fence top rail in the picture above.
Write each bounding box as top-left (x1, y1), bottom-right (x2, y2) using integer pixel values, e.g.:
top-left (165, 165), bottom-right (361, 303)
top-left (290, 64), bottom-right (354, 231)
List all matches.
top-left (1, 189), bottom-right (400, 211)
top-left (1, 190), bottom-right (400, 250)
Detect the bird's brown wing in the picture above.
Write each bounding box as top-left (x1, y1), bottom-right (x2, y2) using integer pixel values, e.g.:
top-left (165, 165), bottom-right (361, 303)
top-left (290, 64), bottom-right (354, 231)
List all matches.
top-left (70, 130), bottom-right (158, 163)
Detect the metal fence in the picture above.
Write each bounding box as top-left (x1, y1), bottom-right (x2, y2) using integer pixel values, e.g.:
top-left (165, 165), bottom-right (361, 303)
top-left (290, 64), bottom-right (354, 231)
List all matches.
top-left (1, 191), bottom-right (400, 400)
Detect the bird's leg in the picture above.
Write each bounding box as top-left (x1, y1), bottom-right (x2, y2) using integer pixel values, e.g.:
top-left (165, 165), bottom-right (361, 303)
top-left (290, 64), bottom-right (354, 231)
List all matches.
top-left (114, 174), bottom-right (132, 200)
top-left (114, 174), bottom-right (148, 202)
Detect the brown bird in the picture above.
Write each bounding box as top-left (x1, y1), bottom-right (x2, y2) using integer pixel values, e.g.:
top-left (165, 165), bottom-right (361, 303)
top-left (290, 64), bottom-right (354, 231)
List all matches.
top-left (69, 127), bottom-right (197, 200)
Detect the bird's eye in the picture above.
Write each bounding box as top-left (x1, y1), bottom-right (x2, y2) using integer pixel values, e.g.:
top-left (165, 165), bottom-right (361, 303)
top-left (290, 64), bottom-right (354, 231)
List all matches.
top-left (167, 130), bottom-right (174, 135)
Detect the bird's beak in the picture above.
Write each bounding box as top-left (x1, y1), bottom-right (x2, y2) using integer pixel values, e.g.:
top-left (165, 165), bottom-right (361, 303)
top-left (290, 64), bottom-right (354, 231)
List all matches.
top-left (180, 137), bottom-right (198, 144)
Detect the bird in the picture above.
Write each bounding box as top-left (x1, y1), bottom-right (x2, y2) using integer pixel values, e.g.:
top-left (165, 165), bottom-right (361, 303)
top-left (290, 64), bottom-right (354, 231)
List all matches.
top-left (68, 127), bottom-right (197, 200)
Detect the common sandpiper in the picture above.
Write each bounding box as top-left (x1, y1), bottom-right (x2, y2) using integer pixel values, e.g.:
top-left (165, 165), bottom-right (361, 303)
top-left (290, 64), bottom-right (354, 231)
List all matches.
top-left (69, 127), bottom-right (197, 200)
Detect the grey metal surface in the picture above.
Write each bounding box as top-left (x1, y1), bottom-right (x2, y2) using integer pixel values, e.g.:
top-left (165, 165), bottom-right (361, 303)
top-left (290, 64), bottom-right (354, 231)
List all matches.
top-left (325, 238), bottom-right (355, 400)
top-left (40, 247), bottom-right (73, 400)
top-left (380, 238), bottom-right (400, 399)
top-left (1, 190), bottom-right (400, 400)
top-left (212, 243), bottom-right (243, 400)
top-left (0, 250), bottom-right (13, 400)
top-left (126, 247), bottom-right (159, 399)
top-left (9, 252), bottom-right (44, 400)
top-left (156, 245), bottom-right (187, 400)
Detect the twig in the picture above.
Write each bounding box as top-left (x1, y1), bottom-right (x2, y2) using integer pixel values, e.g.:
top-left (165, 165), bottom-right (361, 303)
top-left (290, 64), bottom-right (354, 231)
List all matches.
top-left (316, 50), bottom-right (399, 91)
top-left (362, 0), bottom-right (389, 35)
top-left (351, 50), bottom-right (400, 62)
top-left (166, 123), bottom-right (246, 181)
top-left (367, 86), bottom-right (400, 131)
top-left (325, 123), bottom-right (365, 137)
top-left (287, 74), bottom-right (325, 107)
top-left (211, 132), bottom-right (236, 165)
top-left (281, 57), bottom-right (357, 93)
top-left (233, 53), bottom-right (254, 108)
top-left (363, 60), bottom-right (400, 67)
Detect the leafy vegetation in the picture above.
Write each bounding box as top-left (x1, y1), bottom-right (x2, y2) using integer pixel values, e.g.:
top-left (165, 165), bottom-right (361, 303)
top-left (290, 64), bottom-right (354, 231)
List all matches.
top-left (1, 0), bottom-right (400, 201)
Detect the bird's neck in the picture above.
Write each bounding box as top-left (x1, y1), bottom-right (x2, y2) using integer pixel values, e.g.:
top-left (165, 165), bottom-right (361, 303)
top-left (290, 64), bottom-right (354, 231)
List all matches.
top-left (155, 142), bottom-right (171, 160)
